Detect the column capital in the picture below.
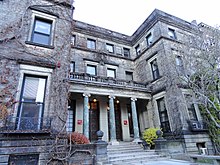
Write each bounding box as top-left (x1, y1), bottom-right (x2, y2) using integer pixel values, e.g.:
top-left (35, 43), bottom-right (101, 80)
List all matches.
top-left (108, 95), bottom-right (115, 99)
top-left (83, 93), bottom-right (91, 97)
top-left (131, 97), bottom-right (137, 101)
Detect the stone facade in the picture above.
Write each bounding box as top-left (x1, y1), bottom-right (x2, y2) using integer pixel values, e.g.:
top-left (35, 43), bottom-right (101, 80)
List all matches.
top-left (0, 0), bottom-right (215, 164)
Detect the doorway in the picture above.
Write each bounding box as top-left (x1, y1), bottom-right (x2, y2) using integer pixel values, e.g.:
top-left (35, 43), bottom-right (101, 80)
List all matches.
top-left (127, 104), bottom-right (134, 138)
top-left (89, 101), bottom-right (99, 141)
top-left (108, 102), bottom-right (122, 141)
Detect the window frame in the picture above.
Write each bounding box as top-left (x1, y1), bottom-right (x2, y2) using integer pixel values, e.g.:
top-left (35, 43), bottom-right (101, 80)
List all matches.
top-left (70, 61), bottom-right (75, 73)
top-left (107, 68), bottom-right (116, 78)
top-left (106, 43), bottom-right (114, 53)
top-left (157, 97), bottom-right (171, 133)
top-left (86, 64), bottom-right (97, 76)
top-left (125, 71), bottom-right (133, 81)
top-left (27, 10), bottom-right (56, 48)
top-left (168, 28), bottom-right (177, 39)
top-left (185, 94), bottom-right (198, 121)
top-left (146, 33), bottom-right (153, 46)
top-left (17, 75), bottom-right (47, 130)
top-left (123, 47), bottom-right (130, 57)
top-left (87, 38), bottom-right (96, 50)
top-left (176, 56), bottom-right (184, 74)
top-left (150, 59), bottom-right (160, 80)
top-left (71, 35), bottom-right (76, 46)
top-left (135, 44), bottom-right (141, 56)
top-left (14, 64), bottom-right (52, 131)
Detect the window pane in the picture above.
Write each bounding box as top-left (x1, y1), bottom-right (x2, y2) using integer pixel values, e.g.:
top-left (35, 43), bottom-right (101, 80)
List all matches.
top-left (135, 45), bottom-right (141, 55)
top-left (106, 44), bottom-right (114, 53)
top-left (35, 20), bottom-right (51, 34)
top-left (18, 76), bottom-right (47, 130)
top-left (123, 48), bottom-right (130, 57)
top-left (23, 77), bottom-right (46, 102)
top-left (67, 109), bottom-right (74, 132)
top-left (87, 39), bottom-right (96, 49)
top-left (87, 65), bottom-right (96, 75)
top-left (70, 62), bottom-right (75, 73)
top-left (168, 28), bottom-right (176, 39)
top-left (32, 33), bottom-right (50, 45)
top-left (146, 33), bottom-right (153, 46)
top-left (126, 71), bottom-right (133, 81)
top-left (157, 98), bottom-right (170, 133)
top-left (71, 35), bottom-right (75, 45)
top-left (107, 69), bottom-right (115, 78)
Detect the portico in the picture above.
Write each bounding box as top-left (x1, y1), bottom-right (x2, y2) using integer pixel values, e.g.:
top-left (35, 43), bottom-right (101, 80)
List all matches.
top-left (68, 83), bottom-right (151, 143)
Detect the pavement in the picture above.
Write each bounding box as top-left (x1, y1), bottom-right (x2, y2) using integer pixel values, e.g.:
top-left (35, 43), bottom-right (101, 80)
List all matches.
top-left (117, 159), bottom-right (212, 165)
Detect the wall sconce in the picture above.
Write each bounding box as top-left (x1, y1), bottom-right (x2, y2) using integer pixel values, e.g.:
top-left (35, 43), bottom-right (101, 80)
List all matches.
top-left (93, 98), bottom-right (97, 102)
top-left (116, 100), bottom-right (120, 104)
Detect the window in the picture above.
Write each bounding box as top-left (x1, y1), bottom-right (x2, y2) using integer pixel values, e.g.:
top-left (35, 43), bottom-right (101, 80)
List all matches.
top-left (71, 35), bottom-right (76, 45)
top-left (66, 100), bottom-right (75, 132)
top-left (86, 65), bottom-right (96, 75)
top-left (151, 59), bottom-right (160, 80)
top-left (9, 154), bottom-right (39, 165)
top-left (17, 75), bottom-right (47, 130)
top-left (116, 47), bottom-right (122, 55)
top-left (107, 68), bottom-right (116, 78)
top-left (123, 48), bottom-right (130, 57)
top-left (146, 33), bottom-right (153, 46)
top-left (87, 38), bottom-right (96, 49)
top-left (70, 61), bottom-right (75, 73)
top-left (157, 97), bottom-right (171, 133)
top-left (125, 71), bottom-right (133, 81)
top-left (185, 95), bottom-right (198, 120)
top-left (135, 44), bottom-right (141, 56)
top-left (176, 56), bottom-right (184, 73)
top-left (31, 17), bottom-right (53, 45)
top-left (106, 43), bottom-right (114, 53)
top-left (168, 28), bottom-right (176, 39)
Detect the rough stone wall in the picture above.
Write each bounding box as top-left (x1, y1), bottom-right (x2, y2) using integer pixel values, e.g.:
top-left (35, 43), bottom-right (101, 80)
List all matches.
top-left (0, 0), bottom-right (73, 132)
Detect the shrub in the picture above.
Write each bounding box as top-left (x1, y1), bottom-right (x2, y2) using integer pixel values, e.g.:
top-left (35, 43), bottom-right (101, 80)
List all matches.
top-left (142, 128), bottom-right (161, 148)
top-left (68, 132), bottom-right (90, 144)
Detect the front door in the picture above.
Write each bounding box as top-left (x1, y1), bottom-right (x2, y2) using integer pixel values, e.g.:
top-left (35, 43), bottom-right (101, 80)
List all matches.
top-left (115, 102), bottom-right (122, 141)
top-left (127, 104), bottom-right (134, 138)
top-left (108, 102), bottom-right (122, 141)
top-left (89, 101), bottom-right (99, 141)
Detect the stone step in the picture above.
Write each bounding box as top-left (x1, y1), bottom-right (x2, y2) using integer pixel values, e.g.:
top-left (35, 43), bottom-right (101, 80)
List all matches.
top-left (108, 157), bottom-right (168, 165)
top-left (107, 149), bottom-right (155, 155)
top-left (108, 154), bottom-right (166, 164)
top-left (108, 151), bottom-right (159, 159)
top-left (107, 144), bottom-right (141, 149)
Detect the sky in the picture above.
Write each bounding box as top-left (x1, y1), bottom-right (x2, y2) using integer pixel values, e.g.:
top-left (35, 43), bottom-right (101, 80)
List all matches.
top-left (73, 0), bottom-right (220, 36)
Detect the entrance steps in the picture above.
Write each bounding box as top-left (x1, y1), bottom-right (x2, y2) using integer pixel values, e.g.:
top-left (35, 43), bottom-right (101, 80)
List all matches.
top-left (106, 142), bottom-right (168, 165)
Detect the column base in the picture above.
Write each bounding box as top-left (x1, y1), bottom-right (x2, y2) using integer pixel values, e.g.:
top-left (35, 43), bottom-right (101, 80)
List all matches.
top-left (109, 140), bottom-right (119, 145)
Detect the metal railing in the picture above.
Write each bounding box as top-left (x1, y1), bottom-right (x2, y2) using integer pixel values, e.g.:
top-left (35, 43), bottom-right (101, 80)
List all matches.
top-left (69, 72), bottom-right (148, 91)
top-left (0, 117), bottom-right (52, 134)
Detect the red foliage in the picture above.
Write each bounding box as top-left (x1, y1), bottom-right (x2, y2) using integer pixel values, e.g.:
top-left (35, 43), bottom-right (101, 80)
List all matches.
top-left (68, 132), bottom-right (90, 144)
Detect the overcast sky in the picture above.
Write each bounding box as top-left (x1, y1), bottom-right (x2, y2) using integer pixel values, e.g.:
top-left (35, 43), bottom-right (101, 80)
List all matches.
top-left (73, 0), bottom-right (220, 35)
